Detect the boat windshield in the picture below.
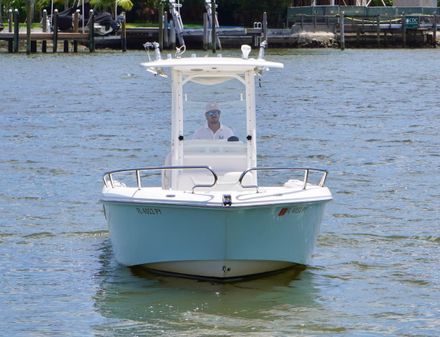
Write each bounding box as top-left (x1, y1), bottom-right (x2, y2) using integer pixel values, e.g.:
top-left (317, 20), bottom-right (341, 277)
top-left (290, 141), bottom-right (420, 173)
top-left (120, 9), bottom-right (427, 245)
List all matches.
top-left (183, 76), bottom-right (246, 142)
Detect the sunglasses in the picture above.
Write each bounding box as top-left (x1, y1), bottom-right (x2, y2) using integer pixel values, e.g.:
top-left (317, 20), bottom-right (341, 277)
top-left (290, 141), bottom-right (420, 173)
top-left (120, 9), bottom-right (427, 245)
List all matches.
top-left (206, 110), bottom-right (220, 117)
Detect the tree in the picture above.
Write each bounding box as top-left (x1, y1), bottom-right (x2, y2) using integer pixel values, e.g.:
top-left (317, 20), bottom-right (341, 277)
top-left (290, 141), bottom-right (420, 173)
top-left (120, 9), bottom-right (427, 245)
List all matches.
top-left (91, 0), bottom-right (133, 12)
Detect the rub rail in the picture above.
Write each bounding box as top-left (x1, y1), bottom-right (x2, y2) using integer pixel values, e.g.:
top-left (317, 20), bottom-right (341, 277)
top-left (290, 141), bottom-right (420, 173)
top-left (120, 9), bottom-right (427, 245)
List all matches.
top-left (238, 167), bottom-right (328, 190)
top-left (103, 166), bottom-right (218, 193)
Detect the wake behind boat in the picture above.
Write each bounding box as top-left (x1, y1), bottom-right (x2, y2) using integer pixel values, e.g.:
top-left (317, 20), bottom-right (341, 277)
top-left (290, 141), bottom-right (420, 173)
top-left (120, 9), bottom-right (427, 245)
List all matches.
top-left (101, 42), bottom-right (332, 280)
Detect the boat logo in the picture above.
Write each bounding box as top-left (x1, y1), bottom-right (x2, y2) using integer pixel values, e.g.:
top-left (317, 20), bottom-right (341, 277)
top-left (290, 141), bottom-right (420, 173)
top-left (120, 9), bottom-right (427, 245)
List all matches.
top-left (278, 206), bottom-right (306, 217)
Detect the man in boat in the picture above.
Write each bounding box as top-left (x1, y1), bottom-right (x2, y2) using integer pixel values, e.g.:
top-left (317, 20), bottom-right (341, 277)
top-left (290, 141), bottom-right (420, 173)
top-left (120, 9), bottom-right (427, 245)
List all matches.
top-left (193, 102), bottom-right (234, 140)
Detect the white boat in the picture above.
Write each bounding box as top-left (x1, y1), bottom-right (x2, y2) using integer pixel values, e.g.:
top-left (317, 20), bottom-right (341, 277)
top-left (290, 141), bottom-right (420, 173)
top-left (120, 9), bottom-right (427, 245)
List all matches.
top-left (101, 42), bottom-right (332, 280)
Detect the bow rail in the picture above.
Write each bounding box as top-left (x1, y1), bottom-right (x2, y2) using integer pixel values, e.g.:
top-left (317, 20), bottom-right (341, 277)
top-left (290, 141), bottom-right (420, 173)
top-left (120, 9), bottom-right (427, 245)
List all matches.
top-left (103, 166), bottom-right (218, 193)
top-left (238, 167), bottom-right (328, 191)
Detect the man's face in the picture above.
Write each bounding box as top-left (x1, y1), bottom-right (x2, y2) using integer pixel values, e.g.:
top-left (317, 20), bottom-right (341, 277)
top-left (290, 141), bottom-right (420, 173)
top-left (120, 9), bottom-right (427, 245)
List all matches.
top-left (206, 110), bottom-right (220, 122)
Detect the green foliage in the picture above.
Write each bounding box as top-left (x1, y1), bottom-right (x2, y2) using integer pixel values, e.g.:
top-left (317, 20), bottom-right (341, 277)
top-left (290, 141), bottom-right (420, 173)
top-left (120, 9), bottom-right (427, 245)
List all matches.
top-left (91, 0), bottom-right (133, 11)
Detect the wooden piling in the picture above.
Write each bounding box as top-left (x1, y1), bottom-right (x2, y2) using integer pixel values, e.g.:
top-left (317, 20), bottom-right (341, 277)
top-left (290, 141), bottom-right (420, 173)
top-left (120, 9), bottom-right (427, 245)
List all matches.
top-left (211, 0), bottom-right (216, 53)
top-left (158, 2), bottom-right (164, 50)
top-left (121, 12), bottom-right (127, 52)
top-left (8, 9), bottom-right (12, 32)
top-left (13, 9), bottom-right (19, 53)
top-left (433, 14), bottom-right (437, 48)
top-left (8, 9), bottom-right (13, 52)
top-left (376, 15), bottom-right (380, 47)
top-left (42, 9), bottom-right (48, 52)
top-left (203, 12), bottom-right (208, 50)
top-left (72, 10), bottom-right (79, 52)
top-left (53, 9), bottom-right (58, 52)
top-left (402, 14), bottom-right (406, 48)
top-left (313, 13), bottom-right (317, 33)
top-left (262, 11), bottom-right (268, 43)
top-left (340, 12), bottom-right (345, 51)
top-left (88, 9), bottom-right (95, 52)
top-left (163, 11), bottom-right (169, 49)
top-left (169, 19), bottom-right (176, 49)
top-left (26, 0), bottom-right (32, 55)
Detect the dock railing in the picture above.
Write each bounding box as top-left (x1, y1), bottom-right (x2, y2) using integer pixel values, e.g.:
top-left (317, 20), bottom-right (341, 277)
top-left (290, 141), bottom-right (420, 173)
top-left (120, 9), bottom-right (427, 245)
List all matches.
top-left (289, 11), bottom-right (439, 48)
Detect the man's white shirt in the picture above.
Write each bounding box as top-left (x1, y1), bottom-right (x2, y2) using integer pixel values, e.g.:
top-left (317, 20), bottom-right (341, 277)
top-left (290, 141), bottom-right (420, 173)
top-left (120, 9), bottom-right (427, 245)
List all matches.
top-left (193, 123), bottom-right (234, 140)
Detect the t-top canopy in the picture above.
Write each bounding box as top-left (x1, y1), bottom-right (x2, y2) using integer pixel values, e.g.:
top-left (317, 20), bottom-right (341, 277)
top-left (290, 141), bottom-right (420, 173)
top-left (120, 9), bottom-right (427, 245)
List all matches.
top-left (141, 56), bottom-right (284, 76)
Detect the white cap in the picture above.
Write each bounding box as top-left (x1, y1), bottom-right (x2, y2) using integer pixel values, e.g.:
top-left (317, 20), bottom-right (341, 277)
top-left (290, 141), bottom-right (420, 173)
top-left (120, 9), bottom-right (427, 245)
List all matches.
top-left (205, 102), bottom-right (220, 113)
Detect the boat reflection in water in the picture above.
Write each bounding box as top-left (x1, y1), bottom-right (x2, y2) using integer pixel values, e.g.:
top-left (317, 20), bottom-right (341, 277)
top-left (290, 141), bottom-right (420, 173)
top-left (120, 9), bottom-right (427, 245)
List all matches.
top-left (93, 240), bottom-right (323, 336)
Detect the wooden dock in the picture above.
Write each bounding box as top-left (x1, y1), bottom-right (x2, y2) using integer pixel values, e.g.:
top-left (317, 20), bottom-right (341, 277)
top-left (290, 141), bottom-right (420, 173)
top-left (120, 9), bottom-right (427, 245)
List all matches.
top-left (0, 8), bottom-right (127, 53)
top-left (288, 6), bottom-right (439, 49)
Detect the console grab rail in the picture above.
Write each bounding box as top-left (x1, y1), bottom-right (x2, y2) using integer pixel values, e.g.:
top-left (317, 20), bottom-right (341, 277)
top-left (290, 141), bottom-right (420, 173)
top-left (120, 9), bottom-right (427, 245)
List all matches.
top-left (103, 166), bottom-right (218, 193)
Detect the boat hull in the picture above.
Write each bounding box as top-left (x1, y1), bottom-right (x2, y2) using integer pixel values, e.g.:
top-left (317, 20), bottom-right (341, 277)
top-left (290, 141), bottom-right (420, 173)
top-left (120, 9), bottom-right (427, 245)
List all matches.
top-left (102, 199), bottom-right (328, 279)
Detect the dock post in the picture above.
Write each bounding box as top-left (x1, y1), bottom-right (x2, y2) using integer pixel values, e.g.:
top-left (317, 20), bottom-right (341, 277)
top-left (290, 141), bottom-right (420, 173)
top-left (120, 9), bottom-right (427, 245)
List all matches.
top-left (26, 0), bottom-right (33, 55)
top-left (163, 11), bottom-right (169, 49)
top-left (340, 12), bottom-right (345, 50)
top-left (73, 10), bottom-right (79, 52)
top-left (402, 14), bottom-right (406, 48)
top-left (433, 14), bottom-right (437, 48)
top-left (211, 0), bottom-right (216, 53)
top-left (376, 15), bottom-right (380, 47)
top-left (313, 12), bottom-right (317, 33)
top-left (203, 12), bottom-right (208, 50)
top-left (13, 9), bottom-right (19, 53)
top-left (53, 9), bottom-right (58, 52)
top-left (8, 8), bottom-right (12, 32)
top-left (8, 9), bottom-right (13, 52)
top-left (158, 2), bottom-right (164, 50)
top-left (42, 9), bottom-right (48, 52)
top-left (262, 11), bottom-right (268, 43)
top-left (169, 19), bottom-right (176, 49)
top-left (88, 9), bottom-right (95, 52)
top-left (121, 12), bottom-right (127, 52)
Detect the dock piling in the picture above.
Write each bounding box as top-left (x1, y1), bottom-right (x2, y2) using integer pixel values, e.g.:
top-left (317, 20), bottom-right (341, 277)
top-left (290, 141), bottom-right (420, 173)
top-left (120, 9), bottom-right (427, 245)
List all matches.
top-left (402, 14), bottom-right (406, 48)
top-left (376, 15), bottom-right (380, 47)
top-left (211, 0), bottom-right (216, 53)
top-left (433, 14), bottom-right (437, 48)
top-left (26, 0), bottom-right (33, 54)
top-left (8, 8), bottom-right (12, 32)
top-left (158, 2), bottom-right (164, 49)
top-left (203, 12), bottom-right (208, 50)
top-left (164, 11), bottom-right (169, 49)
top-left (53, 9), bottom-right (58, 52)
top-left (88, 9), bottom-right (95, 52)
top-left (121, 12), bottom-right (127, 52)
top-left (72, 10), bottom-right (79, 52)
top-left (262, 11), bottom-right (268, 43)
top-left (7, 9), bottom-right (13, 52)
top-left (42, 9), bottom-right (48, 52)
top-left (340, 12), bottom-right (345, 50)
top-left (13, 9), bottom-right (19, 53)
top-left (169, 19), bottom-right (176, 49)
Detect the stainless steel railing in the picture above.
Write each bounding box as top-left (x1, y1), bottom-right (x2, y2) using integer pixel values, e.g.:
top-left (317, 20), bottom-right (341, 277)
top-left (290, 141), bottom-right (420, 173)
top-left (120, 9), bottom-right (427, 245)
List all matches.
top-left (238, 167), bottom-right (328, 190)
top-left (103, 166), bottom-right (328, 192)
top-left (103, 165), bottom-right (218, 193)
